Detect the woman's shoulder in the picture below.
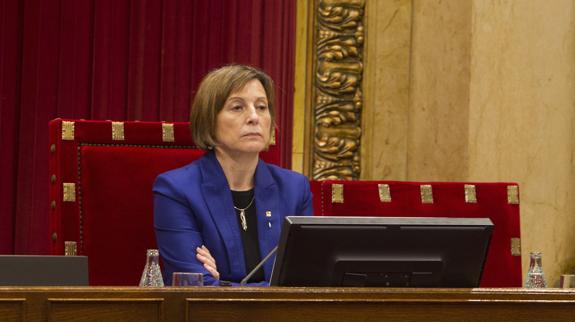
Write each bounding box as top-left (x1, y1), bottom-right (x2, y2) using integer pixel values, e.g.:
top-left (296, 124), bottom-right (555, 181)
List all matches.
top-left (159, 160), bottom-right (200, 178)
top-left (154, 158), bottom-right (202, 191)
top-left (263, 162), bottom-right (309, 185)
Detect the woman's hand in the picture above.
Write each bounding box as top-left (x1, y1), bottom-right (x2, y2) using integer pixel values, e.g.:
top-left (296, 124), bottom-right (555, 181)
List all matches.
top-left (196, 245), bottom-right (220, 280)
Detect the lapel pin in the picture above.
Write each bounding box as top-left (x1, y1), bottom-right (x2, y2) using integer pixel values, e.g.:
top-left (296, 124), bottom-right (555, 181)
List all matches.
top-left (266, 211), bottom-right (272, 218)
top-left (268, 222), bottom-right (272, 229)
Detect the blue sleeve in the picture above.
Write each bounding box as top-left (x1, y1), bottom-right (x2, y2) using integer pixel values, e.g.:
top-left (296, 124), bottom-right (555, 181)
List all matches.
top-left (153, 175), bottom-right (219, 286)
top-left (297, 177), bottom-right (314, 216)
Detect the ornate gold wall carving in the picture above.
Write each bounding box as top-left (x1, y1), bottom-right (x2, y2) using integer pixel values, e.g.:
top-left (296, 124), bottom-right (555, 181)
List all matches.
top-left (311, 0), bottom-right (365, 180)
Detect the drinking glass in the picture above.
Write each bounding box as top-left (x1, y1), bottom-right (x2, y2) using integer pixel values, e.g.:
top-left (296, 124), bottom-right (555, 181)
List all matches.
top-left (560, 274), bottom-right (575, 288)
top-left (171, 272), bottom-right (204, 287)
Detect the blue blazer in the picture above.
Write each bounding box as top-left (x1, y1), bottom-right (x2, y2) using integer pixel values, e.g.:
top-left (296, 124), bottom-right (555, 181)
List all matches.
top-left (153, 151), bottom-right (313, 286)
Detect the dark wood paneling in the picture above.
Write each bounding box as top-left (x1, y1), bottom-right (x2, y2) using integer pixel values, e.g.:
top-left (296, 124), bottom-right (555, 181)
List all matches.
top-left (186, 300), bottom-right (575, 322)
top-left (48, 298), bottom-right (163, 322)
top-left (0, 299), bottom-right (25, 322)
top-left (0, 287), bottom-right (574, 322)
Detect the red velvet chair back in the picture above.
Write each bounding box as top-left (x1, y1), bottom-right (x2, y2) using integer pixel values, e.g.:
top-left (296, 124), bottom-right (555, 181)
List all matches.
top-left (310, 180), bottom-right (523, 287)
top-left (48, 119), bottom-right (279, 285)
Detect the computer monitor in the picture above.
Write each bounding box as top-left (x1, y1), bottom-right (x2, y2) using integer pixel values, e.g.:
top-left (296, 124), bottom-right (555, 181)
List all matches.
top-left (270, 216), bottom-right (493, 287)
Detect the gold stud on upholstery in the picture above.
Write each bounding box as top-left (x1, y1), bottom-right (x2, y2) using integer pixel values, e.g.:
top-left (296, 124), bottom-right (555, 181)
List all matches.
top-left (378, 184), bottom-right (391, 203)
top-left (420, 185), bottom-right (434, 204)
top-left (162, 123), bottom-right (175, 142)
top-left (331, 184), bottom-right (344, 203)
top-left (507, 185), bottom-right (519, 204)
top-left (464, 184), bottom-right (477, 203)
top-left (112, 122), bottom-right (125, 141)
top-left (511, 238), bottom-right (521, 256)
top-left (63, 183), bottom-right (76, 202)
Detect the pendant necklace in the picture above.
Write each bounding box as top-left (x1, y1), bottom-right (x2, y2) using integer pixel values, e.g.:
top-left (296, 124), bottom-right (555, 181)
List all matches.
top-left (234, 196), bottom-right (254, 231)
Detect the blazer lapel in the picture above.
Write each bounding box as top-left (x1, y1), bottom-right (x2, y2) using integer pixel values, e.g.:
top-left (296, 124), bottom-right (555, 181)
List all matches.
top-left (199, 152), bottom-right (246, 278)
top-left (254, 160), bottom-right (281, 280)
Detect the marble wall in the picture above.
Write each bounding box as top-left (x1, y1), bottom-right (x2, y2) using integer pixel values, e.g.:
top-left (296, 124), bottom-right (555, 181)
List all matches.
top-left (362, 0), bottom-right (575, 285)
top-left (407, 0), bottom-right (472, 181)
top-left (363, 0), bottom-right (473, 181)
top-left (294, 0), bottom-right (575, 286)
top-left (362, 0), bottom-right (412, 180)
top-left (468, 0), bottom-right (575, 286)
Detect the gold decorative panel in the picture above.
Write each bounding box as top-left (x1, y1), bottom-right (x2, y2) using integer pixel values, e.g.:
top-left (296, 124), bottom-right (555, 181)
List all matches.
top-left (311, 0), bottom-right (365, 180)
top-left (112, 122), bottom-right (125, 141)
top-left (464, 184), bottom-right (477, 203)
top-left (162, 123), bottom-right (175, 142)
top-left (378, 184), bottom-right (391, 203)
top-left (62, 121), bottom-right (75, 140)
top-left (331, 183), bottom-right (344, 203)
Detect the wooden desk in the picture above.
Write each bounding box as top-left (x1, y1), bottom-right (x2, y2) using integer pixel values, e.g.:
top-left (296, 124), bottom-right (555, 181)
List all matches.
top-left (1, 287), bottom-right (574, 322)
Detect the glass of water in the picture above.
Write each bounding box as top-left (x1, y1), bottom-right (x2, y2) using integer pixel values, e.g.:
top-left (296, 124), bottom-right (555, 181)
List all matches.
top-left (560, 274), bottom-right (575, 288)
top-left (171, 272), bottom-right (204, 287)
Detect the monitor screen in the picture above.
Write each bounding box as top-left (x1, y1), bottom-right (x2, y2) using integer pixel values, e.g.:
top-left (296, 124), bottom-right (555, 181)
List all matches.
top-left (270, 216), bottom-right (493, 287)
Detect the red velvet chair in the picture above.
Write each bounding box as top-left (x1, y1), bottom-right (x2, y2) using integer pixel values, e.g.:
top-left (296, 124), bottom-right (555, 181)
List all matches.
top-left (310, 180), bottom-right (523, 287)
top-left (48, 118), bottom-right (280, 285)
top-left (49, 118), bottom-right (521, 287)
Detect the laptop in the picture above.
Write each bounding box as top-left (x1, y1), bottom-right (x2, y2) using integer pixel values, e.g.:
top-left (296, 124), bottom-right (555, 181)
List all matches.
top-left (0, 255), bottom-right (89, 286)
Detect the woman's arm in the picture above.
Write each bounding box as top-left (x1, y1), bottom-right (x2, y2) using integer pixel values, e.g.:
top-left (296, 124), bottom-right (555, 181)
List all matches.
top-left (153, 176), bottom-right (220, 286)
top-left (298, 177), bottom-right (314, 216)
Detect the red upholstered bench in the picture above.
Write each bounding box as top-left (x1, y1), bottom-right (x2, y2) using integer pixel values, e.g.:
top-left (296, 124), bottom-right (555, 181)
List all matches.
top-left (48, 119), bottom-right (281, 285)
top-left (310, 180), bottom-right (523, 287)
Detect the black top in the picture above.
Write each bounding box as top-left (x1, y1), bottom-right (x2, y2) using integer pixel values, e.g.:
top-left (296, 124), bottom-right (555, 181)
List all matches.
top-left (231, 189), bottom-right (265, 282)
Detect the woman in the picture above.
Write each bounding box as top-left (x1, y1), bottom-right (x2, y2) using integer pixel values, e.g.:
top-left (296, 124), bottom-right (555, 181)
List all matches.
top-left (153, 65), bottom-right (313, 286)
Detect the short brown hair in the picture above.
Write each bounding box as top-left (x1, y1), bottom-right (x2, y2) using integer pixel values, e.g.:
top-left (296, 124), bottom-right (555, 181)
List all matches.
top-left (189, 65), bottom-right (276, 149)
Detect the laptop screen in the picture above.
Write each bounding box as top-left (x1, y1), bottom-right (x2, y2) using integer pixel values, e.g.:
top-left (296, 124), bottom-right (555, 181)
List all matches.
top-left (0, 255), bottom-right (89, 286)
